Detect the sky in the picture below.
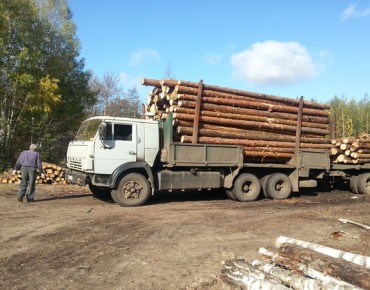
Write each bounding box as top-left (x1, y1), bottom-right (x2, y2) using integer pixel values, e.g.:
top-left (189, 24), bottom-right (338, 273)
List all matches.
top-left (68, 0), bottom-right (370, 104)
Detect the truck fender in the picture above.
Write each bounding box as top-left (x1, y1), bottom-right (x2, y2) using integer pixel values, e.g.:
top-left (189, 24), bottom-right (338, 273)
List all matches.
top-left (109, 161), bottom-right (154, 193)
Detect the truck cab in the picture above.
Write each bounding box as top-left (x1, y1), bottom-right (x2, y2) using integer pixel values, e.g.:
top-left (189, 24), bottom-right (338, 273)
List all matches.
top-left (66, 116), bottom-right (159, 202)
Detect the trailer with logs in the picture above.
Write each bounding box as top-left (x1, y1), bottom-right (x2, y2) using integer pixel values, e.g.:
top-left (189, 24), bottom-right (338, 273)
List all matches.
top-left (65, 78), bottom-right (370, 206)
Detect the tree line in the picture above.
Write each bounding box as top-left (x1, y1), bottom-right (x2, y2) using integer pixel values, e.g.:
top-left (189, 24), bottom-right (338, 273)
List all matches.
top-left (0, 0), bottom-right (141, 170)
top-left (0, 0), bottom-right (368, 170)
top-left (328, 95), bottom-right (369, 138)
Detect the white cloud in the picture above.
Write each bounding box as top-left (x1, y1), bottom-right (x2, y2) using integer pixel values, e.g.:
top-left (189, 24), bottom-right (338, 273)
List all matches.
top-left (202, 53), bottom-right (223, 65)
top-left (129, 48), bottom-right (160, 66)
top-left (341, 3), bottom-right (370, 21)
top-left (230, 41), bottom-right (316, 86)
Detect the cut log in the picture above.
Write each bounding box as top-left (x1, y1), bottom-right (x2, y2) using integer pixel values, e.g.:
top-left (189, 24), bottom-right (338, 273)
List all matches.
top-left (175, 87), bottom-right (329, 116)
top-left (174, 113), bottom-right (330, 136)
top-left (175, 79), bottom-right (331, 110)
top-left (258, 247), bottom-right (360, 289)
top-left (275, 236), bottom-right (370, 268)
top-left (180, 135), bottom-right (333, 150)
top-left (172, 105), bottom-right (330, 130)
top-left (176, 125), bottom-right (330, 144)
top-left (141, 78), bottom-right (162, 87)
top-left (221, 259), bottom-right (289, 289)
top-left (278, 243), bottom-right (370, 289)
top-left (273, 256), bottom-right (362, 289)
top-left (252, 259), bottom-right (321, 290)
top-left (177, 99), bottom-right (329, 124)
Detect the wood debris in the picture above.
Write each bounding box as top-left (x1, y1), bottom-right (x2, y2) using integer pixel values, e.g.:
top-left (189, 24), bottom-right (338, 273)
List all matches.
top-left (338, 219), bottom-right (370, 230)
top-left (221, 236), bottom-right (370, 289)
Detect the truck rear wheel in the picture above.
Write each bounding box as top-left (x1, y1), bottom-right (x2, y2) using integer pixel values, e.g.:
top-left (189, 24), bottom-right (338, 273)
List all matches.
top-left (225, 189), bottom-right (236, 200)
top-left (260, 175), bottom-right (272, 198)
top-left (266, 173), bottom-right (292, 199)
top-left (349, 175), bottom-right (359, 194)
top-left (111, 173), bottom-right (150, 207)
top-left (357, 173), bottom-right (370, 195)
top-left (232, 173), bottom-right (261, 202)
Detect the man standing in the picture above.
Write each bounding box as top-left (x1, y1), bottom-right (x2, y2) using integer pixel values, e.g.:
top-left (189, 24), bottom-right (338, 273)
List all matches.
top-left (13, 144), bottom-right (45, 202)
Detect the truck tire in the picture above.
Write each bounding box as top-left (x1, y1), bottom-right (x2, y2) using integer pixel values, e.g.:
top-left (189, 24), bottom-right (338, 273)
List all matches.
top-left (357, 173), bottom-right (370, 195)
top-left (225, 189), bottom-right (236, 200)
top-left (266, 173), bottom-right (292, 200)
top-left (232, 173), bottom-right (261, 202)
top-left (111, 173), bottom-right (150, 207)
top-left (349, 175), bottom-right (359, 194)
top-left (259, 175), bottom-right (272, 198)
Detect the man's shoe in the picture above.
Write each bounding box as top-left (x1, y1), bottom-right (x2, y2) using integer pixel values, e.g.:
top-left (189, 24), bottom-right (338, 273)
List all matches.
top-left (27, 199), bottom-right (35, 202)
top-left (17, 197), bottom-right (23, 202)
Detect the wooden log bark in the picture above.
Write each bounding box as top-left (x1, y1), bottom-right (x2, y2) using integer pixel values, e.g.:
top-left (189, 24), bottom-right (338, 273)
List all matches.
top-left (174, 113), bottom-right (330, 136)
top-left (275, 236), bottom-right (370, 268)
top-left (221, 259), bottom-right (289, 289)
top-left (175, 79), bottom-right (331, 110)
top-left (141, 78), bottom-right (162, 87)
top-left (278, 243), bottom-right (370, 289)
top-left (273, 256), bottom-right (362, 289)
top-left (176, 125), bottom-right (330, 144)
top-left (177, 99), bottom-right (330, 124)
top-left (357, 153), bottom-right (370, 159)
top-left (252, 259), bottom-right (321, 290)
top-left (172, 106), bottom-right (330, 130)
top-left (258, 247), bottom-right (363, 289)
top-left (180, 135), bottom-right (333, 150)
top-left (175, 85), bottom-right (330, 117)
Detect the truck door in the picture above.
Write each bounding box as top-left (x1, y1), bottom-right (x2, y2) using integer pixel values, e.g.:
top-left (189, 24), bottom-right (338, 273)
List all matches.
top-left (93, 122), bottom-right (137, 174)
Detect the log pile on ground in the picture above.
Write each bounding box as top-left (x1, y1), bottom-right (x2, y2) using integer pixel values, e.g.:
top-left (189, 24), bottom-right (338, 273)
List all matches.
top-left (1, 162), bottom-right (66, 185)
top-left (330, 134), bottom-right (370, 164)
top-left (142, 78), bottom-right (333, 163)
top-left (221, 236), bottom-right (370, 289)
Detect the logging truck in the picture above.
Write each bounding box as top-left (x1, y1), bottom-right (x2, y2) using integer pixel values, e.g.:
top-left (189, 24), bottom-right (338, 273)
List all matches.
top-left (65, 112), bottom-right (370, 207)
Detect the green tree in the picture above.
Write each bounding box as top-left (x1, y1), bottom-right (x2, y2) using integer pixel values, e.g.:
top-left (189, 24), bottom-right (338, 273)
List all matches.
top-left (0, 0), bottom-right (95, 168)
top-left (328, 94), bottom-right (369, 138)
top-left (90, 73), bottom-right (143, 118)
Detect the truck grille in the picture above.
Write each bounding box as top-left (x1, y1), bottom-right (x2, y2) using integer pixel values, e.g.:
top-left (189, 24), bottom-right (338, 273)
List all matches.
top-left (69, 160), bottom-right (82, 171)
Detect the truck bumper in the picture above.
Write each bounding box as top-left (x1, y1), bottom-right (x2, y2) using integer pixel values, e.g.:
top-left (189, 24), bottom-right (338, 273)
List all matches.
top-left (65, 169), bottom-right (87, 186)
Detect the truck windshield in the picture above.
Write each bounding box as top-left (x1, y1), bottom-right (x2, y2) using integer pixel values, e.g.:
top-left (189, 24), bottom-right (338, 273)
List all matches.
top-left (74, 119), bottom-right (102, 141)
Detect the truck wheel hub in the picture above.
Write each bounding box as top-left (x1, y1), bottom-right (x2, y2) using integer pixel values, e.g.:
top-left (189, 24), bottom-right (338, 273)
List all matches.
top-left (123, 181), bottom-right (142, 199)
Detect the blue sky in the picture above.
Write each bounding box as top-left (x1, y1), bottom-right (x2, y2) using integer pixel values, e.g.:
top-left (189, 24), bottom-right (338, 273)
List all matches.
top-left (68, 1), bottom-right (370, 104)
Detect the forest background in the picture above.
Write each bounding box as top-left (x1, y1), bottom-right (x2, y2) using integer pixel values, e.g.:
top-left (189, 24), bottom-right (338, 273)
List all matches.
top-left (1, 0), bottom-right (369, 170)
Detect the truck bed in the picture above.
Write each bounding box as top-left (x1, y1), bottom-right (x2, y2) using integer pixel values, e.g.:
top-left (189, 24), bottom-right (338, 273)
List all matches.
top-left (163, 143), bottom-right (244, 168)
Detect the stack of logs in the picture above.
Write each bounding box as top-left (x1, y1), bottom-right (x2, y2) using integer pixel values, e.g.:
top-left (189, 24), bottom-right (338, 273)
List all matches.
top-left (221, 236), bottom-right (370, 289)
top-left (142, 78), bottom-right (333, 163)
top-left (1, 162), bottom-right (66, 185)
top-left (330, 134), bottom-right (370, 164)
top-left (142, 78), bottom-right (370, 164)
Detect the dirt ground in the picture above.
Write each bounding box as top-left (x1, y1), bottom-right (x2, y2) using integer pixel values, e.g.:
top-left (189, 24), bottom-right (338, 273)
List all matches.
top-left (0, 183), bottom-right (369, 290)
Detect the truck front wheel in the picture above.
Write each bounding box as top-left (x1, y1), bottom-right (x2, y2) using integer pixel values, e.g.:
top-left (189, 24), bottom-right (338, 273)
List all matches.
top-left (357, 173), bottom-right (370, 195)
top-left (232, 173), bottom-right (261, 202)
top-left (111, 173), bottom-right (150, 207)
